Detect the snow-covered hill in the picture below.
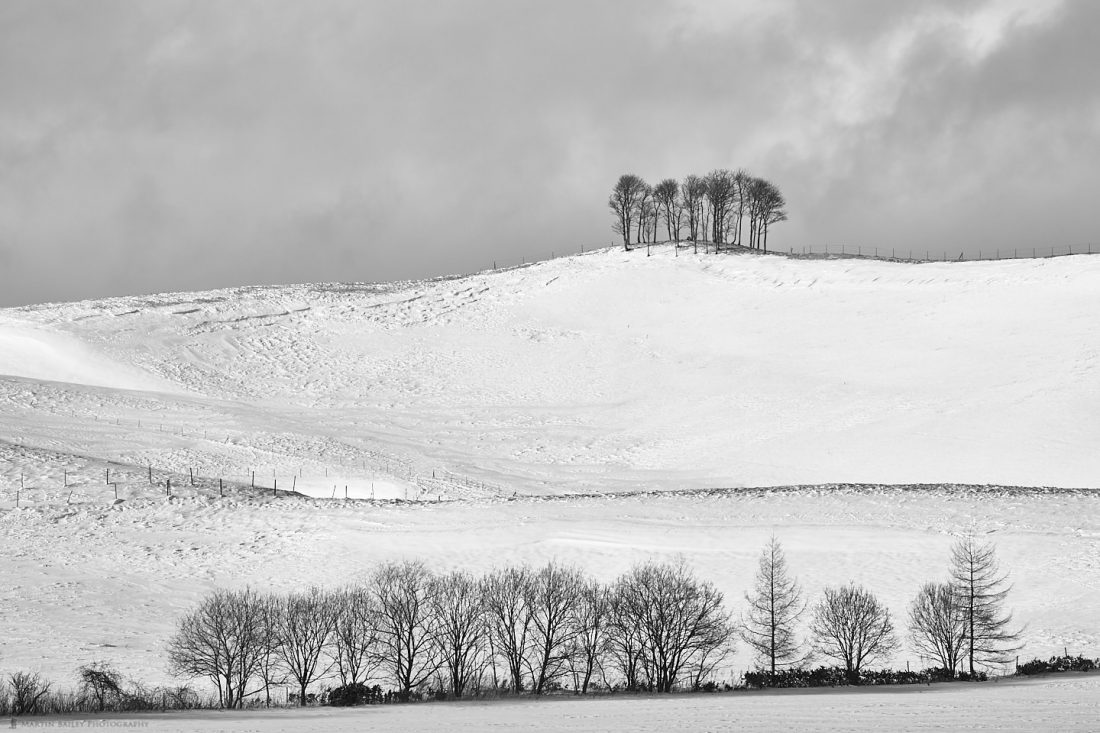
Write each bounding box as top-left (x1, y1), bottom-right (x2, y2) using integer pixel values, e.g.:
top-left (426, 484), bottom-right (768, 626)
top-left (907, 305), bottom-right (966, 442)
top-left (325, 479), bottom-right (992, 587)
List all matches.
top-left (1, 246), bottom-right (1098, 685)
top-left (3, 246), bottom-right (1099, 499)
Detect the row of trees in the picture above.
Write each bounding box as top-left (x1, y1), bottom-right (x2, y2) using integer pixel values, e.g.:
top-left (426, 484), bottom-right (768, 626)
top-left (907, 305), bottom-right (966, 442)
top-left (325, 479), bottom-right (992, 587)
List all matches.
top-left (167, 559), bottom-right (734, 707)
top-left (167, 535), bottom-right (1019, 706)
top-left (608, 170), bottom-right (787, 252)
top-left (746, 535), bottom-right (1020, 682)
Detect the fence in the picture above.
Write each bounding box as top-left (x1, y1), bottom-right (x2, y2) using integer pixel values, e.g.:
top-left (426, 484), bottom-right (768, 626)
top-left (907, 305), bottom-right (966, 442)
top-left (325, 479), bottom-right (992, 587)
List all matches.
top-left (0, 429), bottom-right (509, 509)
top-left (488, 240), bottom-right (1100, 272)
top-left (777, 242), bottom-right (1096, 262)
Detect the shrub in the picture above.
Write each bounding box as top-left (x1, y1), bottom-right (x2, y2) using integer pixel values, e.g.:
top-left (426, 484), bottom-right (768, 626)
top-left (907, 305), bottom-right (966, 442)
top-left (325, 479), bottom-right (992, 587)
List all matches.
top-left (744, 665), bottom-right (984, 689)
top-left (8, 671), bottom-right (52, 715)
top-left (328, 682), bottom-right (383, 707)
top-left (1017, 655), bottom-right (1097, 676)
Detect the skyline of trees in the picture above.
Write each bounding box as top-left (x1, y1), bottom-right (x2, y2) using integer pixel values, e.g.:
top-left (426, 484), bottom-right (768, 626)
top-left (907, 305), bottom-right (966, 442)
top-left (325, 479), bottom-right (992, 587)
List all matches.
top-left (608, 170), bottom-right (787, 252)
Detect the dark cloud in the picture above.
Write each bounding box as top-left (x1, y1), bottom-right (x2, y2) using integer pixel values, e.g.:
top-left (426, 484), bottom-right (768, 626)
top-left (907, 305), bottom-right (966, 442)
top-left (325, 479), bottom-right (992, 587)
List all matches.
top-left (0, 0), bottom-right (1096, 305)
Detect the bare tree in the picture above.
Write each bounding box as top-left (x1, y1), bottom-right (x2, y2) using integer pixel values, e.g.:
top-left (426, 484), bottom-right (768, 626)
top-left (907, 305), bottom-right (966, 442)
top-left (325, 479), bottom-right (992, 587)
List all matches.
top-left (7, 672), bottom-right (52, 716)
top-left (908, 582), bottom-right (967, 676)
top-left (527, 562), bottom-right (584, 694)
top-left (482, 565), bottom-right (535, 692)
top-left (431, 570), bottom-right (487, 698)
top-left (608, 174), bottom-right (647, 249)
top-left (254, 591), bottom-right (287, 707)
top-left (635, 183), bottom-right (654, 246)
top-left (331, 586), bottom-right (381, 688)
top-left (606, 581), bottom-right (647, 690)
top-left (741, 536), bottom-right (806, 673)
top-left (811, 584), bottom-right (897, 682)
top-left (681, 174), bottom-right (706, 249)
top-left (166, 588), bottom-right (267, 708)
top-left (653, 178), bottom-right (682, 243)
top-left (704, 169), bottom-right (737, 249)
top-left (612, 560), bottom-right (734, 692)
top-left (272, 587), bottom-right (336, 705)
top-left (755, 178), bottom-right (787, 252)
top-left (730, 170), bottom-right (749, 246)
top-left (950, 535), bottom-right (1022, 674)
top-left (371, 560), bottom-right (442, 701)
top-left (569, 578), bottom-right (610, 694)
top-left (77, 662), bottom-right (123, 712)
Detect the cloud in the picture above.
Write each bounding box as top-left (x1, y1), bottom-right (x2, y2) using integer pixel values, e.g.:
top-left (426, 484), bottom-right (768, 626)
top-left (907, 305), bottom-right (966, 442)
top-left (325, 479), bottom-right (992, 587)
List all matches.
top-left (0, 0), bottom-right (1096, 305)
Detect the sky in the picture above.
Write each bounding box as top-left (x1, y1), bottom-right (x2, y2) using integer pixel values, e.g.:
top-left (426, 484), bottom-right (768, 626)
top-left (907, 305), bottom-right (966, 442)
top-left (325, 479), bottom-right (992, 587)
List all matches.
top-left (1, 0), bottom-right (1097, 306)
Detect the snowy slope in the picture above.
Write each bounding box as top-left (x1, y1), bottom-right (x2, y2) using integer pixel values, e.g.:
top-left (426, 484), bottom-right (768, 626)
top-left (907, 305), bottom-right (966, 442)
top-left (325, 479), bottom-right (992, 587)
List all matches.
top-left (2, 247), bottom-right (1099, 497)
top-left (1, 247), bottom-right (1099, 687)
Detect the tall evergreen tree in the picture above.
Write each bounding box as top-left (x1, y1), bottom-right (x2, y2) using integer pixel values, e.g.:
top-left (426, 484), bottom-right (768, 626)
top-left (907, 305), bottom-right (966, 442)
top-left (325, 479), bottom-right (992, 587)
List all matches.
top-left (740, 536), bottom-right (805, 673)
top-left (950, 534), bottom-right (1021, 674)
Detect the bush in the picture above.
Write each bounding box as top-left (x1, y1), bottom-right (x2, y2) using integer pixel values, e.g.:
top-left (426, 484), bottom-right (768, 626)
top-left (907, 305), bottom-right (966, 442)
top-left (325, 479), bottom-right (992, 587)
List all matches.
top-left (8, 671), bottom-right (52, 715)
top-left (1017, 655), bottom-right (1097, 676)
top-left (328, 682), bottom-right (383, 707)
top-left (743, 665), bottom-right (983, 689)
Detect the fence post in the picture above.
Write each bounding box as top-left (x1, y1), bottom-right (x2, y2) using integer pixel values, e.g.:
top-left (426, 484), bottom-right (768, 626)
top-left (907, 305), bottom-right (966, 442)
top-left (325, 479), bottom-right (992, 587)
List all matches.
top-left (106, 469), bottom-right (110, 484)
top-left (166, 479), bottom-right (170, 497)
top-left (148, 465), bottom-right (153, 484)
top-left (219, 478), bottom-right (223, 497)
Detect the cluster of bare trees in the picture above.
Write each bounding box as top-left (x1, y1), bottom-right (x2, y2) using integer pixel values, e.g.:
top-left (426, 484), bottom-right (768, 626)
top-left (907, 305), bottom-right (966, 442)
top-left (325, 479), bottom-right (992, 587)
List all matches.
top-left (608, 171), bottom-right (787, 253)
top-left (167, 559), bottom-right (735, 707)
top-left (742, 535), bottom-right (1021, 683)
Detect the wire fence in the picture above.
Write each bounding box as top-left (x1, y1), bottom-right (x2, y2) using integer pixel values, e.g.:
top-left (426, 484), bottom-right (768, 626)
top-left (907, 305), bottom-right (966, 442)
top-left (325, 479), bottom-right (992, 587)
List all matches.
top-left (0, 429), bottom-right (507, 509)
top-left (783, 242), bottom-right (1098, 262)
top-left (490, 240), bottom-right (1100, 271)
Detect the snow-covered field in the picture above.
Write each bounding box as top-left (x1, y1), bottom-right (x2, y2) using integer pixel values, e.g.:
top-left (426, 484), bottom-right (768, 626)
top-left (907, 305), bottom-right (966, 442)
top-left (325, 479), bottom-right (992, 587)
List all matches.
top-left (1, 247), bottom-right (1098, 721)
top-left (22, 675), bottom-right (1100, 732)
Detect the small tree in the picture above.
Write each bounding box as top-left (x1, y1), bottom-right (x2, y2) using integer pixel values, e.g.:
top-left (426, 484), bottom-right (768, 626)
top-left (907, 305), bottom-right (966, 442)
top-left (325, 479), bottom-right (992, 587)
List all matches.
top-left (331, 586), bottom-right (381, 688)
top-left (431, 570), bottom-right (487, 698)
top-left (612, 559), bottom-right (734, 692)
top-left (606, 582), bottom-right (646, 690)
top-left (569, 578), bottom-right (610, 694)
top-left (482, 565), bottom-right (535, 692)
top-left (371, 560), bottom-right (442, 701)
top-left (167, 588), bottom-right (267, 708)
top-left (608, 175), bottom-right (647, 249)
top-left (527, 562), bottom-right (584, 694)
top-left (254, 592), bottom-right (287, 707)
top-left (78, 661), bottom-right (123, 712)
top-left (653, 178), bottom-right (682, 243)
top-left (8, 672), bottom-right (51, 715)
top-left (741, 536), bottom-right (806, 673)
top-left (950, 534), bottom-right (1021, 674)
top-left (681, 174), bottom-right (707, 248)
top-left (811, 584), bottom-right (897, 682)
top-left (704, 169), bottom-right (737, 248)
top-left (273, 587), bottom-right (336, 705)
top-left (908, 582), bottom-right (967, 676)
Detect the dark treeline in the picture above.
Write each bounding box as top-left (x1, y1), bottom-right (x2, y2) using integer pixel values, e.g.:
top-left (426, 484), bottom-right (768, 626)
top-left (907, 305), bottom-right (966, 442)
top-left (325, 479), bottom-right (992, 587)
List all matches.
top-left (608, 170), bottom-right (787, 253)
top-left (157, 533), bottom-right (1026, 707)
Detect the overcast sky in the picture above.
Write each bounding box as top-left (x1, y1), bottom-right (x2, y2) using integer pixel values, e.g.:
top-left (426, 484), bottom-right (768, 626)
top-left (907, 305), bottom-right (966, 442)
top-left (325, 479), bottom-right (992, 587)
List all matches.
top-left (1, 0), bottom-right (1097, 306)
